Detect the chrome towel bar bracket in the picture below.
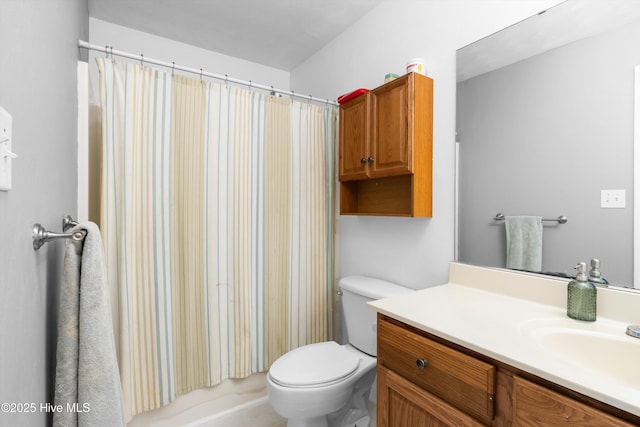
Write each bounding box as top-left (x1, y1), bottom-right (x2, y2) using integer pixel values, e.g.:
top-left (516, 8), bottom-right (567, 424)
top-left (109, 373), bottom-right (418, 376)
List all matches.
top-left (493, 213), bottom-right (568, 224)
top-left (32, 216), bottom-right (86, 250)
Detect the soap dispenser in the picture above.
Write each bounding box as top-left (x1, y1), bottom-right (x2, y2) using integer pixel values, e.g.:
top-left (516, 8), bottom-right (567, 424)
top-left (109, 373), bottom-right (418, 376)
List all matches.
top-left (588, 258), bottom-right (608, 287)
top-left (567, 262), bottom-right (597, 321)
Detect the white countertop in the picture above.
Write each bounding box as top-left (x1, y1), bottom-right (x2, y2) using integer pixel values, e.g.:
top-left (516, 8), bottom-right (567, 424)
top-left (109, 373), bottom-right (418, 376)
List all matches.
top-left (368, 262), bottom-right (640, 417)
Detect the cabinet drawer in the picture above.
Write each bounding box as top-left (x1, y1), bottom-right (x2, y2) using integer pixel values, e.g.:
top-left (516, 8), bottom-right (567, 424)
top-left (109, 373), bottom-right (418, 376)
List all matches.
top-left (513, 376), bottom-right (635, 426)
top-left (378, 366), bottom-right (486, 427)
top-left (378, 317), bottom-right (495, 424)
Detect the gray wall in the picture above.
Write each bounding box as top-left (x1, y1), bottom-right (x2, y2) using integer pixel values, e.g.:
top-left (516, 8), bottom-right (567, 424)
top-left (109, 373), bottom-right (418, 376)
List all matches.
top-left (0, 1), bottom-right (88, 425)
top-left (457, 20), bottom-right (640, 286)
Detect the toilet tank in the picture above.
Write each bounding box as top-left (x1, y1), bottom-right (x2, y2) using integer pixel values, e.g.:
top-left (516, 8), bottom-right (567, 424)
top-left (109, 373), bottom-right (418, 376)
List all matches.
top-left (339, 276), bottom-right (413, 356)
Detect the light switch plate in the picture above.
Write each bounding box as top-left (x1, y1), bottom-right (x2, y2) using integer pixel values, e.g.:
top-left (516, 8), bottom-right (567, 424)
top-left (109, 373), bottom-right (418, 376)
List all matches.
top-left (0, 106), bottom-right (13, 191)
top-left (601, 189), bottom-right (626, 208)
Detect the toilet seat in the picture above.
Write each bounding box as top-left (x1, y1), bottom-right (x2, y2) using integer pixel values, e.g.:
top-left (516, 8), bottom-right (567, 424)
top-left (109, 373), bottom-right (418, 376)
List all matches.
top-left (268, 341), bottom-right (361, 388)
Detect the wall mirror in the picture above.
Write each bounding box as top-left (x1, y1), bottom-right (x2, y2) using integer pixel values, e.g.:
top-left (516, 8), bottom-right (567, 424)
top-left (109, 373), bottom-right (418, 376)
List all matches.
top-left (456, 0), bottom-right (640, 288)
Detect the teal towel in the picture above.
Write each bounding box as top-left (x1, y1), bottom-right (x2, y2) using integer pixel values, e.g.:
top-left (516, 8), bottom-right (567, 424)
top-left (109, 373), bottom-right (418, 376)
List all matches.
top-left (54, 222), bottom-right (125, 426)
top-left (505, 216), bottom-right (543, 272)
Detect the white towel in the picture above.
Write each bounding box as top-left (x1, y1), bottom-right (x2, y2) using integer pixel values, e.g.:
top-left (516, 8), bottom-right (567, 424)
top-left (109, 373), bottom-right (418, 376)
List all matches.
top-left (505, 216), bottom-right (543, 272)
top-left (54, 222), bottom-right (125, 427)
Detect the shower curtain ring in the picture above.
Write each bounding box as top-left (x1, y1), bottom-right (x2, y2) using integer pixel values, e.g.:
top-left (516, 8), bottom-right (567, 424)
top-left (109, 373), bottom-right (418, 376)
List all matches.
top-left (110, 46), bottom-right (114, 62)
top-left (171, 61), bottom-right (175, 76)
top-left (104, 45), bottom-right (109, 58)
top-left (140, 53), bottom-right (144, 67)
top-left (200, 68), bottom-right (203, 80)
top-left (225, 74), bottom-right (228, 86)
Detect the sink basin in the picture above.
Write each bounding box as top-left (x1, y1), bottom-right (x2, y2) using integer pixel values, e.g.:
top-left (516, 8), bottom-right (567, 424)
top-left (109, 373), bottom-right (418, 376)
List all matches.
top-left (521, 317), bottom-right (640, 388)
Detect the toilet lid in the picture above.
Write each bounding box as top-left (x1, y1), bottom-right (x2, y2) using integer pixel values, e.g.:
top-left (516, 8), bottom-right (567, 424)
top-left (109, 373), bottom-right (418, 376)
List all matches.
top-left (269, 341), bottom-right (361, 387)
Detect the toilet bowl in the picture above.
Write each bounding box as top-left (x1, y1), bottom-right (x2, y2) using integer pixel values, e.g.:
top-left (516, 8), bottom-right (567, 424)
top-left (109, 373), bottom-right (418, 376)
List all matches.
top-left (267, 342), bottom-right (376, 427)
top-left (266, 276), bottom-right (413, 427)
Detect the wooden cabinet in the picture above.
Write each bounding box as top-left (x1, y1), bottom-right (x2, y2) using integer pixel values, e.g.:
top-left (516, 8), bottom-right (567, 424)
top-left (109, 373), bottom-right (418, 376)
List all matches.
top-left (370, 74), bottom-right (414, 177)
top-left (339, 93), bottom-right (370, 181)
top-left (377, 315), bottom-right (640, 427)
top-left (338, 72), bottom-right (433, 217)
top-left (512, 376), bottom-right (636, 427)
top-left (378, 316), bottom-right (495, 426)
top-left (378, 365), bottom-right (485, 427)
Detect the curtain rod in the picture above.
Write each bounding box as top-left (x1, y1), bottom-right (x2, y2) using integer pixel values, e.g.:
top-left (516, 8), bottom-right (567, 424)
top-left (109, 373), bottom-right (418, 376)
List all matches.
top-left (78, 40), bottom-right (338, 106)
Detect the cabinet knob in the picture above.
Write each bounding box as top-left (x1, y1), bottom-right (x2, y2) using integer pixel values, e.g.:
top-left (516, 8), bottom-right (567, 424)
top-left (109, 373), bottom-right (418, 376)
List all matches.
top-left (367, 156), bottom-right (374, 163)
top-left (360, 157), bottom-right (368, 164)
top-left (416, 358), bottom-right (428, 369)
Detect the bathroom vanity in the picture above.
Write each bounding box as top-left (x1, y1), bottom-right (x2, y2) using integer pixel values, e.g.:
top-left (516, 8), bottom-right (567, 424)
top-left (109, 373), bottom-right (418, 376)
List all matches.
top-left (369, 263), bottom-right (640, 426)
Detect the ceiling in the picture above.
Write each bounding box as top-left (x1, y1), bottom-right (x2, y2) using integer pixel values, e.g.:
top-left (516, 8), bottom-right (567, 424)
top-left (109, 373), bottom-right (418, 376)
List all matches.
top-left (88, 0), bottom-right (385, 71)
top-left (457, 0), bottom-right (640, 82)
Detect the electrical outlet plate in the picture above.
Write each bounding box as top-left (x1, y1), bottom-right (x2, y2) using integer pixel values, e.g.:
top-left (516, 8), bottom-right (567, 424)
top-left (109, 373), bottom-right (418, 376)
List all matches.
top-left (0, 106), bottom-right (14, 191)
top-left (601, 189), bottom-right (626, 208)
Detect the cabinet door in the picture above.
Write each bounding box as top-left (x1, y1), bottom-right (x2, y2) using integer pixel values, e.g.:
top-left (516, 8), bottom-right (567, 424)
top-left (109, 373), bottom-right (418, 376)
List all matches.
top-left (370, 74), bottom-right (412, 178)
top-left (513, 376), bottom-right (636, 427)
top-left (339, 93), bottom-right (370, 181)
top-left (378, 366), bottom-right (486, 427)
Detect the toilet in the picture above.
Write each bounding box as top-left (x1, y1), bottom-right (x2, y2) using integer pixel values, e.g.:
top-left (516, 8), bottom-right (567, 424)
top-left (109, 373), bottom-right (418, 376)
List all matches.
top-left (266, 276), bottom-right (413, 427)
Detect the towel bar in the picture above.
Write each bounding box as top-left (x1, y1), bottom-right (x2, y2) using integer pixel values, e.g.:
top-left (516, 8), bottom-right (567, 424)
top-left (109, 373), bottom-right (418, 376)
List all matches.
top-left (493, 213), bottom-right (568, 224)
top-left (32, 216), bottom-right (86, 250)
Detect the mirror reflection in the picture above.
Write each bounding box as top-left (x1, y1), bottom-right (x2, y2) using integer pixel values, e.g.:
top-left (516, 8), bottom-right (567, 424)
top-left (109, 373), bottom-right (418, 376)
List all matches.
top-left (456, 0), bottom-right (640, 287)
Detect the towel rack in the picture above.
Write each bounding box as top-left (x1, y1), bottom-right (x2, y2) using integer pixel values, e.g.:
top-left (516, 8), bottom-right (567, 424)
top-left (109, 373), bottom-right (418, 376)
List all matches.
top-left (32, 215), bottom-right (86, 250)
top-left (493, 213), bottom-right (568, 224)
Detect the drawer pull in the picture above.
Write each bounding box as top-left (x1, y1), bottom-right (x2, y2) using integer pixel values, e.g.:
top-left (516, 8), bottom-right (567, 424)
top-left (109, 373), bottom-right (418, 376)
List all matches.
top-left (416, 358), bottom-right (428, 369)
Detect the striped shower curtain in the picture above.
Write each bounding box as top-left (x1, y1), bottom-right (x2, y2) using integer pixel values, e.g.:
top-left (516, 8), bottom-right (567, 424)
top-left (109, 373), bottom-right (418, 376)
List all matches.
top-left (96, 58), bottom-right (336, 420)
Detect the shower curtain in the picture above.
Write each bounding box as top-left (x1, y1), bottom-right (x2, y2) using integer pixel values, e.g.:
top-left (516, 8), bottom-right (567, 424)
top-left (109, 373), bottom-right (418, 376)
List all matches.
top-left (96, 58), bottom-right (336, 420)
